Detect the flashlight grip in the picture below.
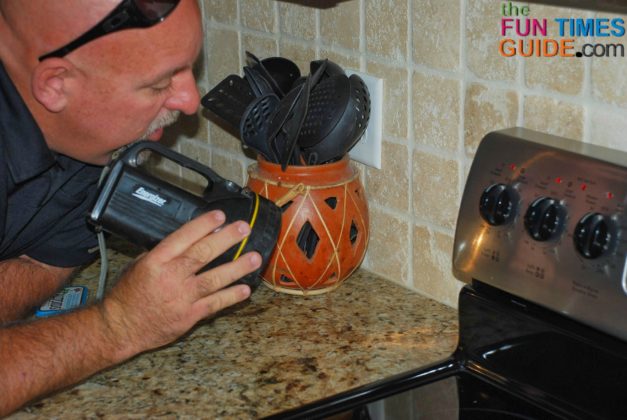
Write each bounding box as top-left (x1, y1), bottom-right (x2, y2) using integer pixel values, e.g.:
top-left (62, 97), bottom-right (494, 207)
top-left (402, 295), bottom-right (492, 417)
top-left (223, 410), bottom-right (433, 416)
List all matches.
top-left (90, 163), bottom-right (208, 249)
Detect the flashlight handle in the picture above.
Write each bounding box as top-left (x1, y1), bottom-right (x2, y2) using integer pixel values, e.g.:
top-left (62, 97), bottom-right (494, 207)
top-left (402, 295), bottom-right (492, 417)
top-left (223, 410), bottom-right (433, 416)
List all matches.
top-left (119, 141), bottom-right (239, 196)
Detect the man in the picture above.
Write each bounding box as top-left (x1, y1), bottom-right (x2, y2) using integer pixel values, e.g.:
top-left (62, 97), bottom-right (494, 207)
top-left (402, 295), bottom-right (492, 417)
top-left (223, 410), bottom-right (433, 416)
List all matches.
top-left (0, 0), bottom-right (260, 415)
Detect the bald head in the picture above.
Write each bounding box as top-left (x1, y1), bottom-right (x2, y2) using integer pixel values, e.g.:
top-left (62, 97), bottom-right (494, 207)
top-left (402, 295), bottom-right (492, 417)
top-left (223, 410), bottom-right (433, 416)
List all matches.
top-left (0, 0), bottom-right (121, 64)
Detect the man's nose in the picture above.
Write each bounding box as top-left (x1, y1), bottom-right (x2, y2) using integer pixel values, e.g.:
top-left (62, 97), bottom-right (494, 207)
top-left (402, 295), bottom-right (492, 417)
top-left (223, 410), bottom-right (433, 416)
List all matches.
top-left (164, 70), bottom-right (200, 115)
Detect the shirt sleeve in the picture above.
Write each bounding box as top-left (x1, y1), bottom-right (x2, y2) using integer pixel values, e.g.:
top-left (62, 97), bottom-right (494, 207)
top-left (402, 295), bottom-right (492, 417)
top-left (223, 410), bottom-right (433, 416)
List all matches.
top-left (26, 212), bottom-right (100, 267)
top-left (25, 166), bottom-right (102, 267)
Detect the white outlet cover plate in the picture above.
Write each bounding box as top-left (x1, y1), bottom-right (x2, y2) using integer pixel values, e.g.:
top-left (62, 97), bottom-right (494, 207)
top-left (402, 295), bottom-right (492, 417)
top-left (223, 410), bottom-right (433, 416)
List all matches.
top-left (345, 70), bottom-right (383, 169)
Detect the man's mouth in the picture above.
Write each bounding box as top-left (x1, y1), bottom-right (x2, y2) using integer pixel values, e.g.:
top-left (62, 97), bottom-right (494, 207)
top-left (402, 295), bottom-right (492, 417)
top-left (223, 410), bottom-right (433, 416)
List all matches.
top-left (146, 127), bottom-right (165, 141)
top-left (140, 110), bottom-right (181, 141)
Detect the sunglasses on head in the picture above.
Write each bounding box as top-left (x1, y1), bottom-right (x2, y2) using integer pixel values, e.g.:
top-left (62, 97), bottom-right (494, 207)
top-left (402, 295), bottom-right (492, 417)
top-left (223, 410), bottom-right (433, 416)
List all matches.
top-left (38, 0), bottom-right (181, 61)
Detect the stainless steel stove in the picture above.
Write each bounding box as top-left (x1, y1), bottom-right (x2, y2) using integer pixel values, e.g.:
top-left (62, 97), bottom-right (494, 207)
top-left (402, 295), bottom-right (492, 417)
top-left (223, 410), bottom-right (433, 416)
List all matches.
top-left (267, 127), bottom-right (627, 419)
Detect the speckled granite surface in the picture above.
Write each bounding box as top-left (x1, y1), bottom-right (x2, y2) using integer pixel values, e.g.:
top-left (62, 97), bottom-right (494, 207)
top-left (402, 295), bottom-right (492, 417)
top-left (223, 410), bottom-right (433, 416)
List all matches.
top-left (11, 240), bottom-right (458, 419)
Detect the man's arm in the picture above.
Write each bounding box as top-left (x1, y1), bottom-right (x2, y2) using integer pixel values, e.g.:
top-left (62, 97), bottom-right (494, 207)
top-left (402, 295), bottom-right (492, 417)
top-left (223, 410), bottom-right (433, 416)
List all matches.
top-left (0, 211), bottom-right (260, 416)
top-left (0, 256), bottom-right (74, 324)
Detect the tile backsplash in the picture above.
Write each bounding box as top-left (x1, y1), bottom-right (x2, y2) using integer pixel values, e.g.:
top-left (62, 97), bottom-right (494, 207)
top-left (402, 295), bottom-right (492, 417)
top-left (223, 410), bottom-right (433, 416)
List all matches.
top-left (164, 0), bottom-right (626, 308)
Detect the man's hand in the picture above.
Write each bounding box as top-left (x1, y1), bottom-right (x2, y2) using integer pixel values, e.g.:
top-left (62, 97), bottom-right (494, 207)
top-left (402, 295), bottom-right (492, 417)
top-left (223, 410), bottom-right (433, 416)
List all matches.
top-left (0, 210), bottom-right (261, 415)
top-left (101, 210), bottom-right (261, 358)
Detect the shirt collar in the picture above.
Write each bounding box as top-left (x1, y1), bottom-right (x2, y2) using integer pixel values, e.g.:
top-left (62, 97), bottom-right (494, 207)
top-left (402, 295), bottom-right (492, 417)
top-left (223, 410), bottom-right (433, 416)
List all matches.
top-left (0, 61), bottom-right (56, 184)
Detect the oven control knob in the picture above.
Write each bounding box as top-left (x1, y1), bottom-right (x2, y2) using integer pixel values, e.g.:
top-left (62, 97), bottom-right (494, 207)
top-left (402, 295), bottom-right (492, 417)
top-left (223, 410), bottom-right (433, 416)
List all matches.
top-left (573, 213), bottom-right (612, 259)
top-left (479, 183), bottom-right (516, 226)
top-left (524, 197), bottom-right (563, 241)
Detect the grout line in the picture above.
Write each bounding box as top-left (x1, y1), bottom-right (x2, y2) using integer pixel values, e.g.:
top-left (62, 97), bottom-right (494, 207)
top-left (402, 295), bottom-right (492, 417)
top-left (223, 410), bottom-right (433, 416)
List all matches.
top-left (406, 0), bottom-right (415, 289)
top-left (459, 0), bottom-right (469, 210)
top-left (360, 0), bottom-right (366, 71)
top-left (368, 201), bottom-right (456, 237)
top-left (315, 6), bottom-right (321, 58)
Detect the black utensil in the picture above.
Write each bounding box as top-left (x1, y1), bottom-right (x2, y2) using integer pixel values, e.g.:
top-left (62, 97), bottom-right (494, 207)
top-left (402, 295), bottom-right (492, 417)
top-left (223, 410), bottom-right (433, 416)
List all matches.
top-left (245, 51), bottom-right (285, 98)
top-left (267, 60), bottom-right (328, 170)
top-left (297, 74), bottom-right (351, 149)
top-left (201, 74), bottom-right (256, 132)
top-left (243, 66), bottom-right (274, 98)
top-left (300, 73), bottom-right (371, 165)
top-left (310, 58), bottom-right (345, 79)
top-left (258, 56), bottom-right (301, 95)
top-left (239, 93), bottom-right (280, 162)
top-left (267, 82), bottom-right (308, 169)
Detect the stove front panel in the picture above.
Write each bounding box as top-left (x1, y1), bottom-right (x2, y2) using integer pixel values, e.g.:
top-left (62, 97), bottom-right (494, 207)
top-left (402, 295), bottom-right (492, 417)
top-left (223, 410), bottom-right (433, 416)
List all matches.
top-left (453, 127), bottom-right (627, 341)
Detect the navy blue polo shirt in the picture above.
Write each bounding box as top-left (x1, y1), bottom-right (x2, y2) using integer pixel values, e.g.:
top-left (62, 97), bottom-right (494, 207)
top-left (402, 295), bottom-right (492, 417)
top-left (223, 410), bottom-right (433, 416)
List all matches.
top-left (0, 62), bottom-right (102, 267)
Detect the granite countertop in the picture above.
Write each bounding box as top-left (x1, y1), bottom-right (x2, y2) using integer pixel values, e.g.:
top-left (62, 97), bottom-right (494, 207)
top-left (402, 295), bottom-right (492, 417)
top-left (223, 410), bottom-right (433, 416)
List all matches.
top-left (12, 240), bottom-right (458, 419)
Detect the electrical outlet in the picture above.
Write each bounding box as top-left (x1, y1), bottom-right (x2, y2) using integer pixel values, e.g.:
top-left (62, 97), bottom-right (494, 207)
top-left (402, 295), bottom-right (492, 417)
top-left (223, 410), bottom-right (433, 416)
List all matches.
top-left (344, 70), bottom-right (383, 169)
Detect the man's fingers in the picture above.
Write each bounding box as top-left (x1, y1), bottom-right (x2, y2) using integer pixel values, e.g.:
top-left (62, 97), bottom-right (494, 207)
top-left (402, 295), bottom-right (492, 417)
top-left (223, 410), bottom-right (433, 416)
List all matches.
top-left (192, 284), bottom-right (251, 320)
top-left (185, 221), bottom-right (250, 265)
top-left (150, 211), bottom-right (226, 263)
top-left (174, 220), bottom-right (251, 275)
top-left (193, 251), bottom-right (261, 300)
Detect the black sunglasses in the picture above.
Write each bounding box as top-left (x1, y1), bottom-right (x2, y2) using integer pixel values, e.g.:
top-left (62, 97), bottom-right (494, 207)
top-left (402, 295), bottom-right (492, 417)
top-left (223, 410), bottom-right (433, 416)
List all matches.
top-left (38, 0), bottom-right (180, 61)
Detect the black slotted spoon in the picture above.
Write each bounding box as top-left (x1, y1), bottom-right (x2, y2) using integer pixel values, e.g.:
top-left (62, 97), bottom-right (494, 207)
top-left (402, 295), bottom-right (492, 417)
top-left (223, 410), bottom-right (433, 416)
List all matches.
top-left (239, 93), bottom-right (280, 162)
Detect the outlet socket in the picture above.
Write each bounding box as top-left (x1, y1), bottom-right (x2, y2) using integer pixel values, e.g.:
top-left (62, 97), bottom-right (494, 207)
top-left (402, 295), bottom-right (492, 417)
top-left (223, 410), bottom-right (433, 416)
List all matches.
top-left (345, 70), bottom-right (383, 169)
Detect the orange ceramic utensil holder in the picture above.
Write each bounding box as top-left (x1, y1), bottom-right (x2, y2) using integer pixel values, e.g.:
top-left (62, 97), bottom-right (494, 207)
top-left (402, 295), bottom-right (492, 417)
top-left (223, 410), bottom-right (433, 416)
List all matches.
top-left (246, 156), bottom-right (369, 295)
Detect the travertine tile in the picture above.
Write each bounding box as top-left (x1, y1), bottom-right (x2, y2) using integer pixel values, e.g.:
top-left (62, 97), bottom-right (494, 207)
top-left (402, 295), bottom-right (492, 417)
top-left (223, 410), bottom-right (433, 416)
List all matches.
top-left (161, 113), bottom-right (206, 147)
top-left (466, 0), bottom-right (517, 81)
top-left (365, 207), bottom-right (410, 285)
top-left (413, 71), bottom-right (460, 152)
top-left (590, 11), bottom-right (627, 107)
top-left (523, 95), bottom-right (583, 140)
top-left (366, 142), bottom-right (410, 212)
top-left (279, 2), bottom-right (317, 41)
top-left (179, 141), bottom-right (212, 194)
top-left (195, 112), bottom-right (210, 145)
top-left (366, 0), bottom-right (408, 60)
top-left (180, 140), bottom-right (212, 165)
top-left (523, 5), bottom-right (586, 95)
top-left (592, 55), bottom-right (627, 108)
top-left (366, 61), bottom-right (408, 139)
top-left (211, 153), bottom-right (246, 186)
top-left (413, 225), bottom-right (463, 307)
top-left (205, 28), bottom-right (240, 85)
top-left (203, 0), bottom-right (237, 24)
top-left (589, 107), bottom-right (627, 152)
top-left (242, 34), bottom-right (278, 64)
top-left (193, 45), bottom-right (208, 92)
top-left (278, 41), bottom-right (317, 74)
top-left (318, 48), bottom-right (360, 73)
top-left (241, 0), bottom-right (277, 33)
top-left (412, 151), bottom-right (460, 229)
top-left (151, 153), bottom-right (181, 186)
top-left (412, 0), bottom-right (460, 71)
top-left (320, 0), bottom-right (360, 51)
top-left (464, 83), bottom-right (518, 156)
top-left (209, 122), bottom-right (243, 154)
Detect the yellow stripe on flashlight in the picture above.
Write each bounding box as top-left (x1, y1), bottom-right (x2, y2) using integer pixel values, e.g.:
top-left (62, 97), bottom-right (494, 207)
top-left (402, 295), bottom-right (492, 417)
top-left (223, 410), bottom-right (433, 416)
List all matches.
top-left (233, 193), bottom-right (260, 261)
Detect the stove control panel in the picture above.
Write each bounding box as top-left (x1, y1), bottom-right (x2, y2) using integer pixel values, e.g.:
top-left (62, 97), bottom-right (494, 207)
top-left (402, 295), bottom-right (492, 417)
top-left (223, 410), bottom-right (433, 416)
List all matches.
top-left (453, 128), bottom-right (627, 341)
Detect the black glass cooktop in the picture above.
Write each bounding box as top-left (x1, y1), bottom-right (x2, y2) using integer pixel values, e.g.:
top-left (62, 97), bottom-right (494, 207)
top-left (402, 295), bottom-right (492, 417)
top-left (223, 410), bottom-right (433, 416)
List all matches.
top-left (267, 283), bottom-right (627, 420)
top-left (336, 372), bottom-right (564, 420)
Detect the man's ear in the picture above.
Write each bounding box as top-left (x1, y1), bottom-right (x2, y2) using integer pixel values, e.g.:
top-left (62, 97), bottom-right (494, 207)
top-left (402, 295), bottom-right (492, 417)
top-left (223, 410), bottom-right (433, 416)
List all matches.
top-left (31, 59), bottom-right (74, 113)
